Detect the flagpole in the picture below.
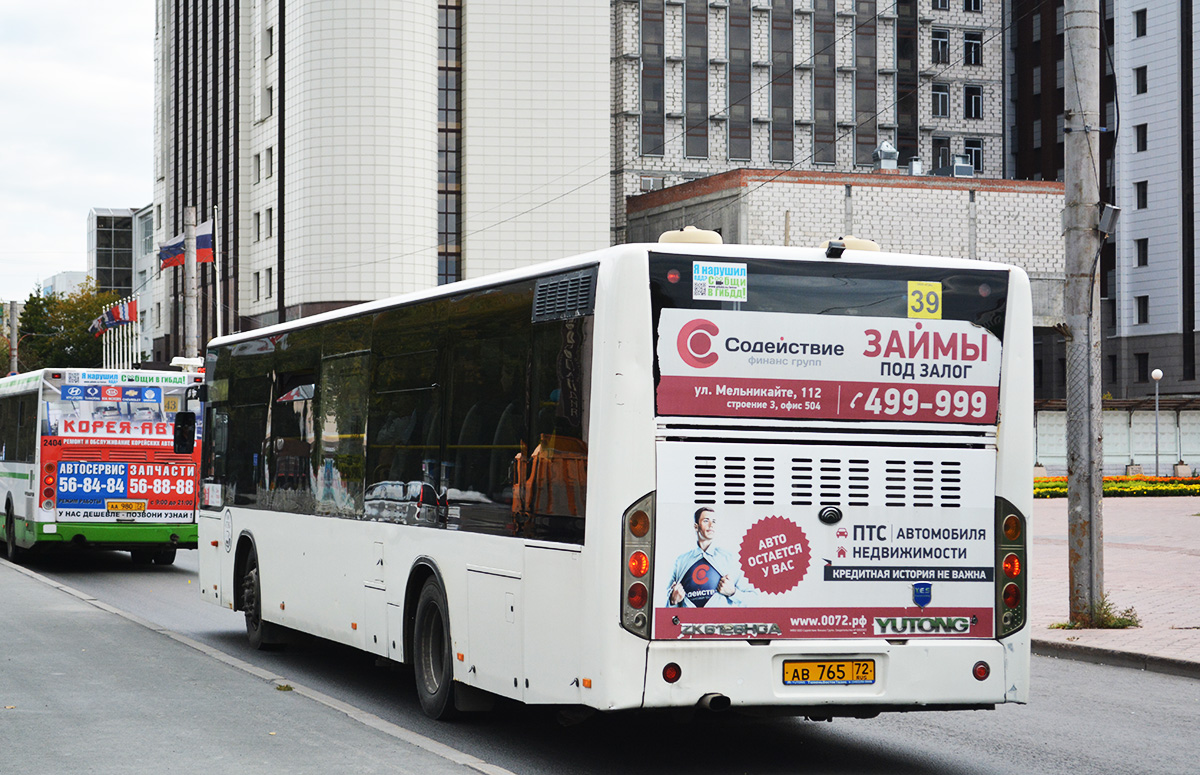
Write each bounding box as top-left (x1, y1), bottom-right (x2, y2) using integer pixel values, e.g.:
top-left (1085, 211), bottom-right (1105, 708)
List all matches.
top-left (213, 205), bottom-right (223, 339)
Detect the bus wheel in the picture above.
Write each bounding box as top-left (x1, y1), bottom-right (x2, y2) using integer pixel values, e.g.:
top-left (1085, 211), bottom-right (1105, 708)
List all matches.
top-left (413, 577), bottom-right (458, 720)
top-left (130, 549), bottom-right (155, 565)
top-left (153, 548), bottom-right (177, 565)
top-left (242, 549), bottom-right (282, 650)
top-left (4, 509), bottom-right (23, 563)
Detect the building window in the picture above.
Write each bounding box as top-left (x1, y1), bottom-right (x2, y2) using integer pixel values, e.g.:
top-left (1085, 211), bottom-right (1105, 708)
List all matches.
top-left (1136, 353), bottom-right (1149, 382)
top-left (772, 0), bottom-right (796, 163)
top-left (932, 0), bottom-right (948, 8)
top-left (439, 192), bottom-right (460, 248)
top-left (729, 0), bottom-right (753, 160)
top-left (254, 271), bottom-right (261, 301)
top-left (931, 83), bottom-right (949, 117)
top-left (1136, 295), bottom-right (1149, 324)
top-left (1135, 180), bottom-right (1148, 209)
top-left (964, 138), bottom-right (983, 172)
top-left (854, 0), bottom-right (877, 165)
top-left (964, 85), bottom-right (983, 119)
top-left (1135, 66), bottom-right (1147, 94)
top-left (963, 0), bottom-right (980, 11)
top-left (813, 0), bottom-right (836, 164)
top-left (253, 212), bottom-right (261, 242)
top-left (253, 154), bottom-right (261, 183)
top-left (266, 208), bottom-right (273, 238)
top-left (1033, 118), bottom-right (1042, 148)
top-left (964, 31), bottom-right (983, 65)
top-left (155, 302), bottom-right (161, 327)
top-left (1135, 123), bottom-right (1147, 152)
top-left (265, 267), bottom-right (273, 299)
top-left (684, 0), bottom-right (709, 158)
top-left (437, 253), bottom-right (460, 285)
top-left (1136, 237), bottom-right (1149, 266)
top-left (1032, 12), bottom-right (1041, 42)
top-left (641, 0), bottom-right (666, 155)
top-left (1032, 66), bottom-right (1041, 95)
top-left (266, 147), bottom-right (274, 178)
top-left (896, 0), bottom-right (919, 165)
top-left (265, 86), bottom-right (274, 117)
top-left (933, 136), bottom-right (951, 169)
top-left (1134, 9), bottom-right (1146, 37)
top-left (439, 2), bottom-right (463, 285)
top-left (265, 26), bottom-right (274, 57)
top-left (932, 28), bottom-right (949, 64)
top-left (1108, 355), bottom-right (1118, 383)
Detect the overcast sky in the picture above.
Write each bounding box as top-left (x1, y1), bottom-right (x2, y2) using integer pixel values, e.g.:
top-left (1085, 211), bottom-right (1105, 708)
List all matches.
top-left (0, 2), bottom-right (155, 303)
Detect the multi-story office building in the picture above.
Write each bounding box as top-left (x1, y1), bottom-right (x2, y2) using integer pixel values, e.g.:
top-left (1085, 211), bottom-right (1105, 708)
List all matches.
top-left (1108, 1), bottom-right (1197, 397)
top-left (149, 0), bottom-right (609, 355)
top-left (86, 208), bottom-right (137, 297)
top-left (612, 0), bottom-right (1006, 242)
top-left (41, 271), bottom-right (88, 298)
top-left (148, 1), bottom-right (1013, 358)
top-left (1008, 0), bottom-right (1198, 400)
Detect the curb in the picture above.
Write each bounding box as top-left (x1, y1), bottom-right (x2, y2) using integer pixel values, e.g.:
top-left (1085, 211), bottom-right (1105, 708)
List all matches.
top-left (1032, 639), bottom-right (1200, 680)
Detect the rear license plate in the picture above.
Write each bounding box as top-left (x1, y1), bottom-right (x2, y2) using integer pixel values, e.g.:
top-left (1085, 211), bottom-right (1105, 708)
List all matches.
top-left (782, 659), bottom-right (875, 686)
top-left (105, 501), bottom-right (146, 512)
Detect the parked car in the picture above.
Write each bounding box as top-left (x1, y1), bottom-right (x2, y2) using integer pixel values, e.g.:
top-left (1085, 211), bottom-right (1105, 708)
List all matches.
top-left (363, 480), bottom-right (443, 525)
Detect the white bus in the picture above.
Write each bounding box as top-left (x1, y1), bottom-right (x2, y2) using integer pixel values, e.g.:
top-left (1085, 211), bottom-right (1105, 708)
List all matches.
top-left (197, 230), bottom-right (1030, 719)
top-left (0, 368), bottom-right (204, 564)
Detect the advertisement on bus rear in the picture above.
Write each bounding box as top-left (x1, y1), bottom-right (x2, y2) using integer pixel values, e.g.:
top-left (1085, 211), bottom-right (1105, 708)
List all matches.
top-left (652, 301), bottom-right (1003, 638)
top-left (651, 441), bottom-right (998, 640)
top-left (41, 372), bottom-right (201, 522)
top-left (656, 308), bottom-right (1002, 424)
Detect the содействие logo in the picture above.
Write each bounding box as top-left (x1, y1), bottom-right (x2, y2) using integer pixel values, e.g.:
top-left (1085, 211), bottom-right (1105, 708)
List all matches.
top-left (677, 319), bottom-right (719, 368)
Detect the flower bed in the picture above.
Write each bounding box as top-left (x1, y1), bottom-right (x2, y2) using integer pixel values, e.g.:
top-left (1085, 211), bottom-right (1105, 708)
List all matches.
top-left (1033, 475), bottom-right (1200, 498)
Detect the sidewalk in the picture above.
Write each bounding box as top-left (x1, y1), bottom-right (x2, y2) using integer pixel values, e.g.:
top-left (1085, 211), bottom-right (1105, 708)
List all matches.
top-left (1029, 495), bottom-right (1200, 678)
top-left (0, 561), bottom-right (510, 775)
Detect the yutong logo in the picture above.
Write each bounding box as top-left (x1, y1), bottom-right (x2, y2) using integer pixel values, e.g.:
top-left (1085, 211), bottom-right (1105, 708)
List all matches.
top-left (681, 622), bottom-right (783, 637)
top-left (874, 616), bottom-right (972, 635)
top-left (677, 319), bottom-right (720, 368)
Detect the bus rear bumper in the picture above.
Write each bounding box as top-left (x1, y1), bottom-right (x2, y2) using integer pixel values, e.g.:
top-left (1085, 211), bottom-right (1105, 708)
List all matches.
top-left (640, 638), bottom-right (1016, 713)
top-left (31, 521), bottom-right (198, 550)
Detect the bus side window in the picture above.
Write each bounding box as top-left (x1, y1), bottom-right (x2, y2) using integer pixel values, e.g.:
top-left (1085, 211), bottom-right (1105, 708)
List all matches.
top-left (512, 317), bottom-right (590, 543)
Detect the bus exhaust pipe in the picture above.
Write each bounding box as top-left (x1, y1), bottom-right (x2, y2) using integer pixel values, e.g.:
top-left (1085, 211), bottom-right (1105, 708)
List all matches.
top-left (698, 693), bottom-right (730, 712)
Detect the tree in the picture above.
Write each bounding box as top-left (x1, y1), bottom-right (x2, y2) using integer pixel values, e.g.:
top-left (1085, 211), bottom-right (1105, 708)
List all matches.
top-left (10, 280), bottom-right (120, 372)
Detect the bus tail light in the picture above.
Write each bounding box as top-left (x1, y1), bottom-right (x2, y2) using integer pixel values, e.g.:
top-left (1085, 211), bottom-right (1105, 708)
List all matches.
top-left (995, 498), bottom-right (1027, 637)
top-left (973, 661), bottom-right (990, 681)
top-left (662, 663), bottom-right (682, 683)
top-left (621, 493), bottom-right (655, 639)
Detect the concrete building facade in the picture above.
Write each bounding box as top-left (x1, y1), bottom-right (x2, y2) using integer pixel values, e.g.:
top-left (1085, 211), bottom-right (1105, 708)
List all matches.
top-left (149, 0), bottom-right (610, 354)
top-left (612, 0), bottom-right (1007, 243)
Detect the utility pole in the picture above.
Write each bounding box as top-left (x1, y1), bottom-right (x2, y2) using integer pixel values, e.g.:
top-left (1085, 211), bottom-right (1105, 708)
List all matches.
top-left (8, 301), bottom-right (19, 374)
top-left (184, 206), bottom-right (198, 358)
top-left (1063, 0), bottom-right (1104, 624)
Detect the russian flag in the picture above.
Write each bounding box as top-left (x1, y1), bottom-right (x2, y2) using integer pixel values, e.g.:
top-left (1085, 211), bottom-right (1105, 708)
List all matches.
top-left (159, 235), bottom-right (184, 268)
top-left (196, 220), bottom-right (214, 264)
top-left (158, 220), bottom-right (215, 266)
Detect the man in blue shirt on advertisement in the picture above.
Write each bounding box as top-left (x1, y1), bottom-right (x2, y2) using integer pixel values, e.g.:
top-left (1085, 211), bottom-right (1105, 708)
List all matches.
top-left (666, 507), bottom-right (757, 607)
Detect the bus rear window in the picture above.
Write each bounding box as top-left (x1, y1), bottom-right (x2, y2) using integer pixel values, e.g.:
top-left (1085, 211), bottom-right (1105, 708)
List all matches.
top-left (650, 254), bottom-right (1011, 424)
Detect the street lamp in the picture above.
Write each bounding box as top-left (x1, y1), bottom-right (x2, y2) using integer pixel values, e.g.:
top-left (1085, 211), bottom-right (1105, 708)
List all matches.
top-left (1152, 368), bottom-right (1163, 477)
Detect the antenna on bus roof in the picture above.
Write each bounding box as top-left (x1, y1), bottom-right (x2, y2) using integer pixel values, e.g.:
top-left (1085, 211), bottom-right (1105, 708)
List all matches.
top-left (819, 235), bottom-right (881, 258)
top-left (658, 226), bottom-right (723, 244)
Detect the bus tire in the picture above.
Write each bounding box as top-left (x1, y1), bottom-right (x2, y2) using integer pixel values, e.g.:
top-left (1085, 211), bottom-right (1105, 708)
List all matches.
top-left (242, 548), bottom-right (282, 650)
top-left (153, 548), bottom-right (177, 565)
top-left (413, 577), bottom-right (458, 720)
top-left (130, 549), bottom-right (155, 565)
top-left (4, 508), bottom-right (24, 563)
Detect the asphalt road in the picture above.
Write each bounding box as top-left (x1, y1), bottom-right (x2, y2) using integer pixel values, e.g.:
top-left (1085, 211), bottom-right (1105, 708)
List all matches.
top-left (21, 548), bottom-right (1200, 775)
